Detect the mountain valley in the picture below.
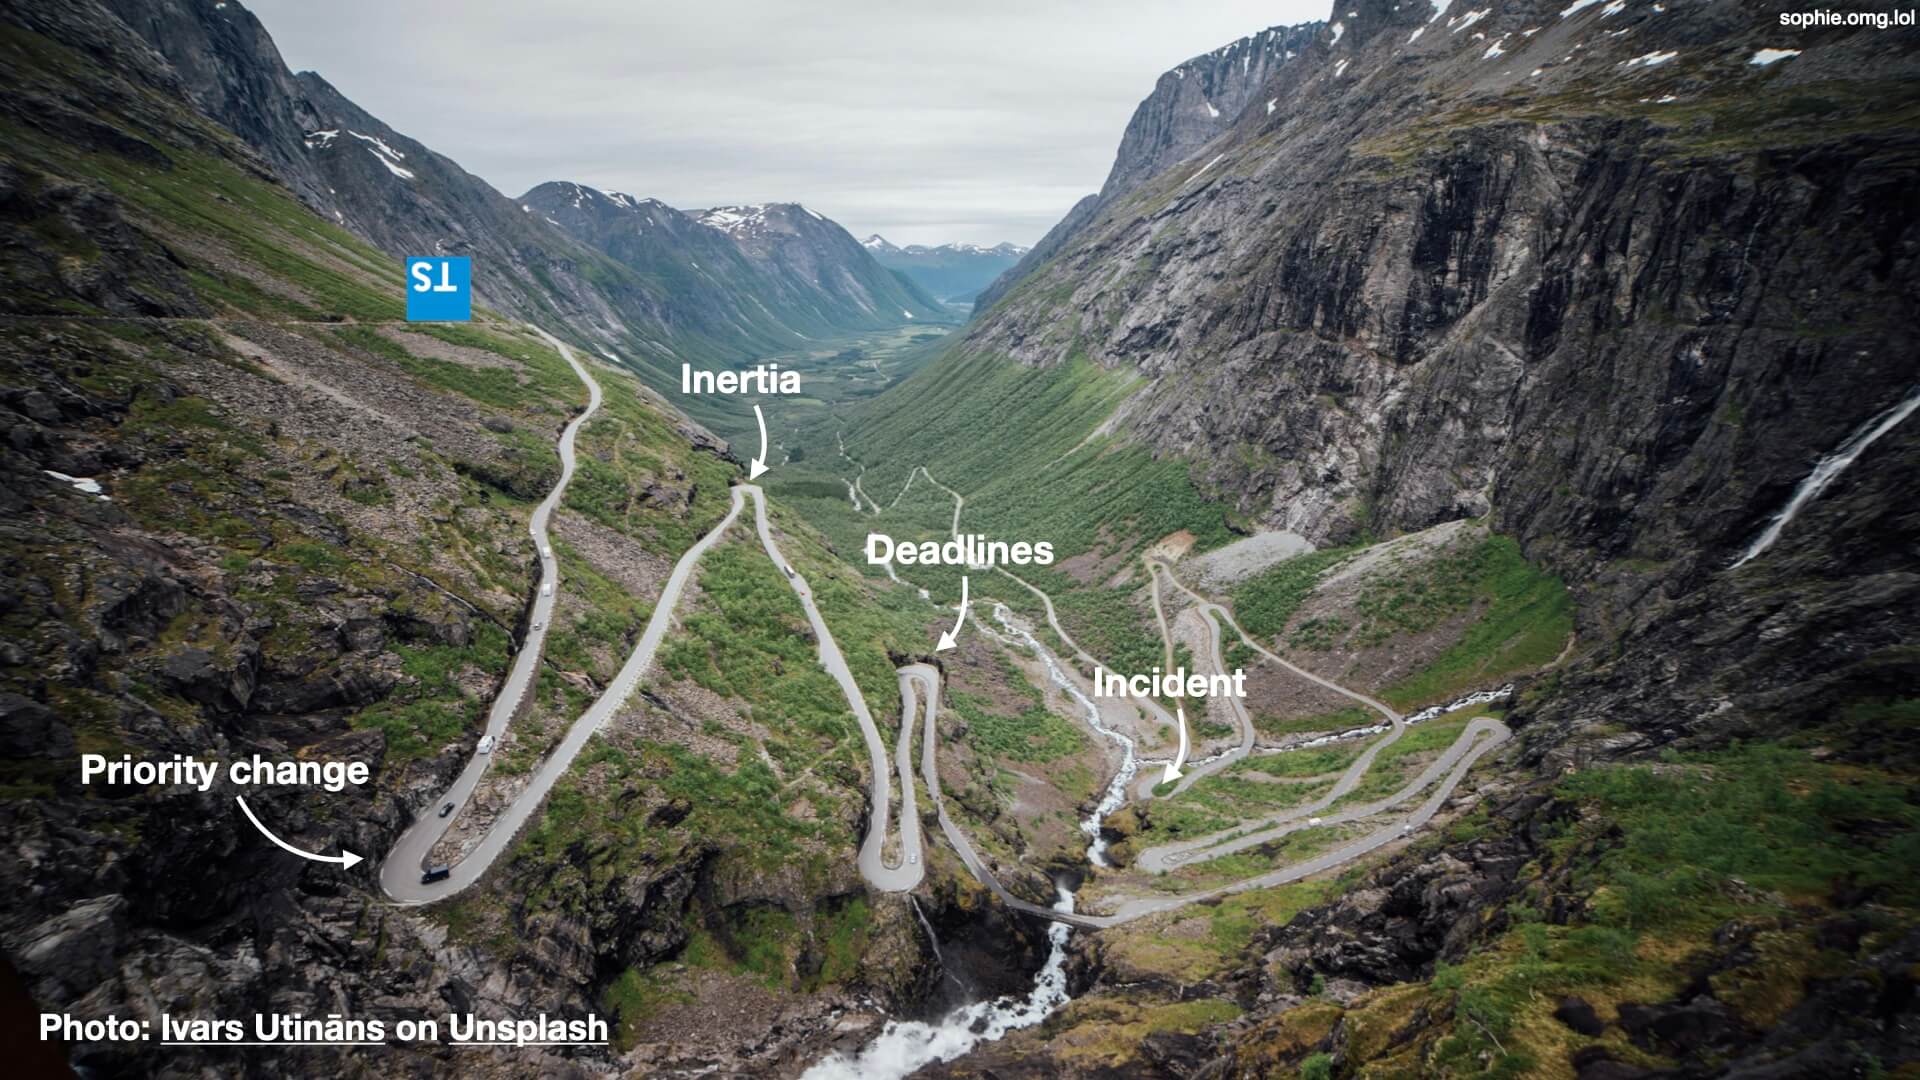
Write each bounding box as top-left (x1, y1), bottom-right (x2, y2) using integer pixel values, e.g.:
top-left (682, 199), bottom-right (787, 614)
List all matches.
top-left (2, 1), bottom-right (1917, 1078)
top-left (859, 237), bottom-right (1030, 307)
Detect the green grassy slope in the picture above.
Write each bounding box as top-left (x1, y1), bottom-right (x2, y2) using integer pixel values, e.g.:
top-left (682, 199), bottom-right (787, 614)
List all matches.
top-left (766, 346), bottom-right (1245, 672)
top-left (0, 15), bottom-right (738, 790)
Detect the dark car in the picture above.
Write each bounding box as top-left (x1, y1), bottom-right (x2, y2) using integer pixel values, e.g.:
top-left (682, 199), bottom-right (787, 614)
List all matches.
top-left (438, 802), bottom-right (456, 818)
top-left (420, 865), bottom-right (452, 884)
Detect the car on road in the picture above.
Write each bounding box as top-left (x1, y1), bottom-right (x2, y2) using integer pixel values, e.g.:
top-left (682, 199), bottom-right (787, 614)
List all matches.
top-left (420, 865), bottom-right (451, 884)
top-left (541, 582), bottom-right (553, 597)
top-left (1307, 817), bottom-right (1322, 826)
top-left (531, 620), bottom-right (543, 630)
top-left (477, 735), bottom-right (496, 754)
top-left (438, 802), bottom-right (455, 818)
top-left (541, 544), bottom-right (553, 558)
top-left (908, 852), bottom-right (918, 865)
top-left (783, 565), bottom-right (795, 579)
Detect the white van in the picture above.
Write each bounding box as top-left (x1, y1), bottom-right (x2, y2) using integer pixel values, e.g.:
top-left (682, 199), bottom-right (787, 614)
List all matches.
top-left (542, 544), bottom-right (553, 559)
top-left (541, 582), bottom-right (554, 597)
top-left (477, 735), bottom-right (496, 754)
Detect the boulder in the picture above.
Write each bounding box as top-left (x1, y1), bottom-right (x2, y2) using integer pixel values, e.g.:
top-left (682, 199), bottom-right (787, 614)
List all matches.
top-left (1554, 995), bottom-right (1607, 1037)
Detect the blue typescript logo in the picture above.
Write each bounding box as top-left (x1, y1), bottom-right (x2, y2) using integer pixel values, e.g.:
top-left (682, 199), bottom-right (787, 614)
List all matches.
top-left (406, 257), bottom-right (471, 321)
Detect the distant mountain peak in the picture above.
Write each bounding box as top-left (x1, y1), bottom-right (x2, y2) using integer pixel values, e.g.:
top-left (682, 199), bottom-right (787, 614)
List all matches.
top-left (696, 204), bottom-right (767, 233)
top-left (863, 236), bottom-right (1032, 305)
top-left (521, 184), bottom-right (943, 330)
top-left (872, 238), bottom-right (1029, 257)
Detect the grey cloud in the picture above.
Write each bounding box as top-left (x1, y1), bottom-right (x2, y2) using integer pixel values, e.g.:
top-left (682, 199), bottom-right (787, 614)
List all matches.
top-left (250, 0), bottom-right (1326, 245)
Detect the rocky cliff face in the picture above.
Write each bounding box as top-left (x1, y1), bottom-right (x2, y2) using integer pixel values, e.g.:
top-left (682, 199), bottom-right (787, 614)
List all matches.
top-left (955, 0), bottom-right (1920, 743)
top-left (975, 20), bottom-right (1323, 310)
top-left (1096, 22), bottom-right (1326, 203)
top-left (0, 3), bottom-right (967, 1075)
top-left (91, 0), bottom-right (682, 339)
top-left (899, 3), bottom-right (1920, 1074)
top-left (86, 0), bottom-right (936, 367)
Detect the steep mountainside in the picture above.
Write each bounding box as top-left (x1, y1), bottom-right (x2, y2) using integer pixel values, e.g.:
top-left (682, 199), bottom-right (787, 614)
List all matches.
top-left (975, 20), bottom-right (1323, 310)
top-left (0, 1), bottom-right (973, 1075)
top-left (919, 0), bottom-right (1920, 737)
top-left (861, 235), bottom-right (1029, 304)
top-left (89, 0), bottom-right (692, 343)
top-left (0, 3), bottom-right (785, 1075)
top-left (84, 0), bottom-right (937, 378)
top-left (844, 1), bottom-right (1920, 1075)
top-left (525, 182), bottom-right (945, 343)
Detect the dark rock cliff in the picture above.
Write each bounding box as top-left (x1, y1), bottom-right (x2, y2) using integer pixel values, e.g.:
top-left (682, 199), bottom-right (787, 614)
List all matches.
top-left (0, 3), bottom-right (957, 1075)
top-left (923, 3), bottom-right (1920, 1073)
top-left (976, 20), bottom-right (1324, 310)
top-left (83, 0), bottom-right (935, 366)
top-left (956, 0), bottom-right (1920, 750)
top-left (91, 0), bottom-right (671, 339)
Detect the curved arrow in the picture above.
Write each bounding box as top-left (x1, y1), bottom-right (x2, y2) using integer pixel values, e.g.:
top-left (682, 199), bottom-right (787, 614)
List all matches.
top-left (1163, 706), bottom-right (1190, 784)
top-left (937, 574), bottom-right (969, 651)
top-left (750, 404), bottom-right (770, 480)
top-left (236, 795), bottom-right (363, 869)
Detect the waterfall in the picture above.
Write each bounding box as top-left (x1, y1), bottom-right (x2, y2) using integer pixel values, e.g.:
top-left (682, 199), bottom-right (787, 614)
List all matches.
top-left (801, 887), bottom-right (1077, 1080)
top-left (990, 604), bottom-right (1139, 868)
top-left (803, 610), bottom-right (1124, 1078)
top-left (910, 896), bottom-right (961, 990)
top-left (1731, 386), bottom-right (1920, 569)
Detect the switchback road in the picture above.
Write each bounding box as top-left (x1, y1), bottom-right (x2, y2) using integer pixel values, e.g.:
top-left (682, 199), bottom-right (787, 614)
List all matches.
top-left (383, 475), bottom-right (925, 901)
top-left (380, 326), bottom-right (607, 902)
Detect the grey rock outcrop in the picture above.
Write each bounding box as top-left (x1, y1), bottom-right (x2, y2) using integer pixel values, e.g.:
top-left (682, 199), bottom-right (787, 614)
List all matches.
top-left (955, 0), bottom-right (1920, 751)
top-left (976, 21), bottom-right (1323, 311)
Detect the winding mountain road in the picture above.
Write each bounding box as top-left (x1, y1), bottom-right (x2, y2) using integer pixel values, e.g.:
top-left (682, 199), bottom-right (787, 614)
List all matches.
top-left (1098, 715), bottom-right (1510, 924)
top-left (854, 462), bottom-right (1512, 928)
top-left (1155, 558), bottom-right (1399, 722)
top-left (380, 326), bottom-right (608, 902)
top-left (1134, 715), bottom-right (1509, 873)
top-left (745, 486), bottom-right (923, 892)
top-left (1145, 563), bottom-right (1253, 795)
top-left (386, 419), bottom-right (1512, 921)
top-left (382, 471), bottom-right (925, 901)
top-left (1123, 558), bottom-right (1516, 875)
top-left (904, 664), bottom-right (1108, 930)
top-left (900, 647), bottom-right (1507, 927)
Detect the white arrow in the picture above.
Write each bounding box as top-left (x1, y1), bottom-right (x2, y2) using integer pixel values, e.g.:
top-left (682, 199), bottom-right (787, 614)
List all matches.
top-left (749, 404), bottom-right (769, 480)
top-left (936, 575), bottom-right (969, 651)
top-left (1163, 706), bottom-right (1190, 784)
top-left (236, 795), bottom-right (363, 869)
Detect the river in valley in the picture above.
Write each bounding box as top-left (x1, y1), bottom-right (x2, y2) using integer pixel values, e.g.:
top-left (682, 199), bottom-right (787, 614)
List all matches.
top-left (801, 605), bottom-right (1132, 1078)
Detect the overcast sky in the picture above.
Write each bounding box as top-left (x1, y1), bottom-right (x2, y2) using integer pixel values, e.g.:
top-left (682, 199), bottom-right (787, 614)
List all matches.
top-left (248, 0), bottom-right (1326, 247)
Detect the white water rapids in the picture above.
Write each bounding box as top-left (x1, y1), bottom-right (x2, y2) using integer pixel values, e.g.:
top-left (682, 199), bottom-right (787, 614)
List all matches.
top-left (991, 604), bottom-right (1141, 868)
top-left (1731, 385), bottom-right (1920, 569)
top-left (800, 889), bottom-right (1076, 1080)
top-left (802, 605), bottom-right (1134, 1079)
